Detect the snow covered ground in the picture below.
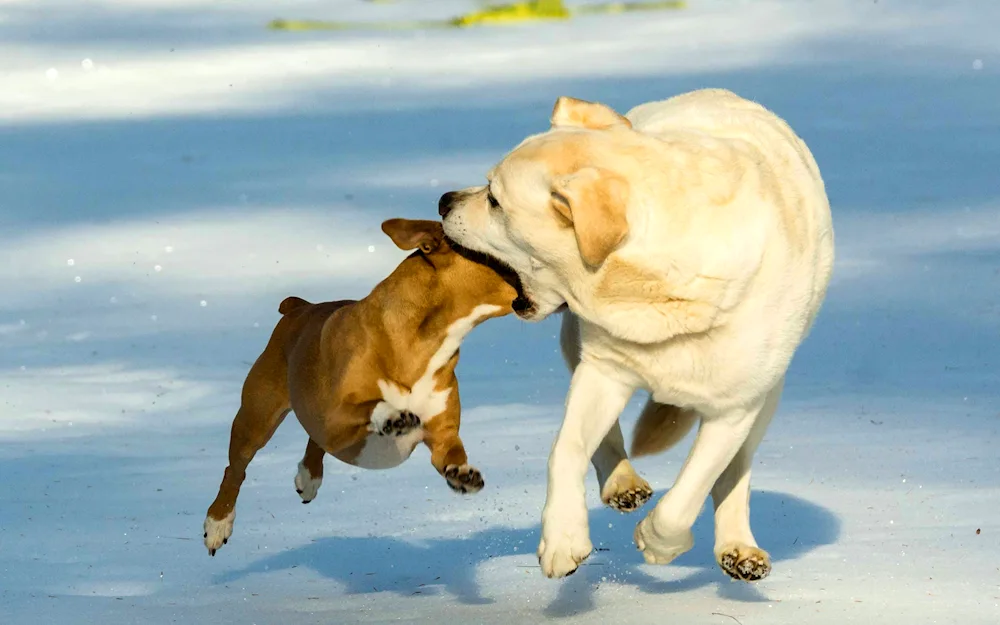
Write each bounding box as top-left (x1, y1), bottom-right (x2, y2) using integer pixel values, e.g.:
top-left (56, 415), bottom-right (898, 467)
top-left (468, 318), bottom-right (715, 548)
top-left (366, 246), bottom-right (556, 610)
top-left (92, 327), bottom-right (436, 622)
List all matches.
top-left (1, 0), bottom-right (999, 623)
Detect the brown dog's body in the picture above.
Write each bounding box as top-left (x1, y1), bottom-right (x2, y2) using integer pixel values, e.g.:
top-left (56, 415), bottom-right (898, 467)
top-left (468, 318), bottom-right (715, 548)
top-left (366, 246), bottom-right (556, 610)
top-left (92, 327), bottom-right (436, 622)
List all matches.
top-left (204, 219), bottom-right (516, 555)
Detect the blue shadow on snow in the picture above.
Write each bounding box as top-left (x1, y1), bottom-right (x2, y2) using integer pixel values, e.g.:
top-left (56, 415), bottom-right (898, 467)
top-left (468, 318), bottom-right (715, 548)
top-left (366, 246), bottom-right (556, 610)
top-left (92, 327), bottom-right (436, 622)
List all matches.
top-left (214, 489), bottom-right (839, 616)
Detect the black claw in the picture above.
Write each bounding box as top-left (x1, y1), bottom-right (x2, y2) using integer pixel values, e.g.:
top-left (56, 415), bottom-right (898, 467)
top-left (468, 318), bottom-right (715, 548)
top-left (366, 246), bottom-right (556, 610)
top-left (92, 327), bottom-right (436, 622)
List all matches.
top-left (565, 567), bottom-right (577, 577)
top-left (296, 489), bottom-right (303, 494)
top-left (222, 538), bottom-right (227, 545)
top-left (209, 549), bottom-right (216, 557)
top-left (301, 499), bottom-right (310, 504)
top-left (204, 532), bottom-right (208, 538)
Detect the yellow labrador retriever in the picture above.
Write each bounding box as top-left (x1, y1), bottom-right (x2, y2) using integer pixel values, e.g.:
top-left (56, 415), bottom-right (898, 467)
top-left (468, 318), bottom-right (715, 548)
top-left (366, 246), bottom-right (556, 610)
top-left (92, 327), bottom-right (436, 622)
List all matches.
top-left (438, 89), bottom-right (835, 581)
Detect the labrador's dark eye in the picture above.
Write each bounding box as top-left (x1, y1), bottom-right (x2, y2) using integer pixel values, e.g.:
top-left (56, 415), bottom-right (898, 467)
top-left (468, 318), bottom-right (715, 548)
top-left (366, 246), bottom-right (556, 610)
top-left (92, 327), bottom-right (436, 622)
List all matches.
top-left (487, 189), bottom-right (501, 210)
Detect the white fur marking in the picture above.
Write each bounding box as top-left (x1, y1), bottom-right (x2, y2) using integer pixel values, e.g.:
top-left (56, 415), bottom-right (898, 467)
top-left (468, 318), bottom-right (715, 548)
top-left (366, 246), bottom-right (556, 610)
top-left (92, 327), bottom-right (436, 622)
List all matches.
top-left (294, 461), bottom-right (322, 502)
top-left (203, 509), bottom-right (234, 552)
top-left (356, 304), bottom-right (500, 470)
top-left (375, 304), bottom-right (500, 424)
top-left (367, 401), bottom-right (402, 434)
top-left (352, 429), bottom-right (424, 470)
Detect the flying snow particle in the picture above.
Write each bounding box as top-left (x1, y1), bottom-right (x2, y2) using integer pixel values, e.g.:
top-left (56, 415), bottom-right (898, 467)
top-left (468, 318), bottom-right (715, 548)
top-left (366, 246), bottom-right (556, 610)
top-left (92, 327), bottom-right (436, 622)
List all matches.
top-left (74, 276), bottom-right (82, 283)
top-left (430, 179), bottom-right (439, 188)
top-left (164, 245), bottom-right (174, 253)
top-left (82, 58), bottom-right (94, 71)
top-left (368, 245), bottom-right (375, 253)
top-left (67, 258), bottom-right (75, 266)
top-left (110, 296), bottom-right (118, 304)
top-left (46, 68), bottom-right (59, 81)
top-left (200, 300), bottom-right (208, 307)
top-left (151, 315), bottom-right (158, 321)
top-left (973, 59), bottom-right (984, 71)
top-left (154, 265), bottom-right (162, 272)
top-left (253, 322), bottom-right (260, 328)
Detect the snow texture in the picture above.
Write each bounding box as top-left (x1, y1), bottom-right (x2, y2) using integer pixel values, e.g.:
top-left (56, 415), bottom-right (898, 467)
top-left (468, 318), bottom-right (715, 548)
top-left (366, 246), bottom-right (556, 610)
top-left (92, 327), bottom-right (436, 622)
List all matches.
top-left (1, 1), bottom-right (999, 623)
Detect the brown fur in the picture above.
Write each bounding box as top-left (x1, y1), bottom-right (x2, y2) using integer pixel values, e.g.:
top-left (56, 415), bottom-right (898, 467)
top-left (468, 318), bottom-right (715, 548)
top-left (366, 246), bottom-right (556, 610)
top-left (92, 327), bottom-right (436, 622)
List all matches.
top-left (204, 219), bottom-right (516, 551)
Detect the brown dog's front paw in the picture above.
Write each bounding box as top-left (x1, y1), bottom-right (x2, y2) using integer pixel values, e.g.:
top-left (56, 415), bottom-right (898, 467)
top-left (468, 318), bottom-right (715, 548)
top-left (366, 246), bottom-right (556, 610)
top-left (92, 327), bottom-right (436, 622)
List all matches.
top-left (444, 464), bottom-right (484, 494)
top-left (375, 410), bottom-right (421, 437)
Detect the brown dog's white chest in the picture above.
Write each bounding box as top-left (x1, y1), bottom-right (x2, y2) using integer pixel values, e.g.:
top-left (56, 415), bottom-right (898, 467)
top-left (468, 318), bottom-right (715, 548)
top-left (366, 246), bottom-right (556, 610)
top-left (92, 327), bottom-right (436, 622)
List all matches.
top-left (345, 304), bottom-right (501, 470)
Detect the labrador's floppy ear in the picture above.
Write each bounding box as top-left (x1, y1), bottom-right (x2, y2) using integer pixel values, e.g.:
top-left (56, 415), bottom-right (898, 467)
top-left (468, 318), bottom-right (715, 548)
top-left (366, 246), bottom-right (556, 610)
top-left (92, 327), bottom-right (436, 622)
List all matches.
top-left (551, 96), bottom-right (632, 130)
top-left (380, 218), bottom-right (444, 253)
top-left (550, 167), bottom-right (629, 268)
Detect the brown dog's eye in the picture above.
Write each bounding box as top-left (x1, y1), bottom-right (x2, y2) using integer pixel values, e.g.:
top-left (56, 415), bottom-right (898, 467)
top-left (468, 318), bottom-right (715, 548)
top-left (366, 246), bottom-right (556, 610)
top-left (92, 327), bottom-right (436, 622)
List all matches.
top-left (487, 189), bottom-right (501, 210)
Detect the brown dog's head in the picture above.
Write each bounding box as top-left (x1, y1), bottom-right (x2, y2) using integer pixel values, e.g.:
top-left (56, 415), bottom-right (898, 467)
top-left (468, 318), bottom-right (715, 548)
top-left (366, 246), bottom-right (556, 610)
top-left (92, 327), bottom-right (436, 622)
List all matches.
top-left (380, 218), bottom-right (519, 321)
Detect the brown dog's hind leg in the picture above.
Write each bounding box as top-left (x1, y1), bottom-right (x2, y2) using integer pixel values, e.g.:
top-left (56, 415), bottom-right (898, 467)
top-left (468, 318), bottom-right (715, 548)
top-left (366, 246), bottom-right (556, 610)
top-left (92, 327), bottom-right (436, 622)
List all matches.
top-left (295, 438), bottom-right (325, 504)
top-left (204, 337), bottom-right (291, 556)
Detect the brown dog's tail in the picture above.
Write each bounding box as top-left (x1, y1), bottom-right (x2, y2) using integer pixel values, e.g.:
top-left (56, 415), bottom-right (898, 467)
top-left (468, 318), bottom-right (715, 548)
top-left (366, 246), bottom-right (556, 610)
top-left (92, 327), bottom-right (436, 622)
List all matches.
top-left (278, 296), bottom-right (311, 316)
top-left (629, 400), bottom-right (699, 458)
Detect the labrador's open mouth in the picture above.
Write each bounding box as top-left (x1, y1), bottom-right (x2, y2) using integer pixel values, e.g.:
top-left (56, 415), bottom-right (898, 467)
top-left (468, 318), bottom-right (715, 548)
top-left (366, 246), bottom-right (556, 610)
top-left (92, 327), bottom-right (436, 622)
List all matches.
top-left (448, 239), bottom-right (538, 318)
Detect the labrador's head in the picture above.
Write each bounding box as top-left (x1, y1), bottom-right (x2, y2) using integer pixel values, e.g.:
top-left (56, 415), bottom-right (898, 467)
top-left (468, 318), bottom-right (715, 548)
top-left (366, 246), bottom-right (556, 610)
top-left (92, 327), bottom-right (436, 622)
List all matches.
top-left (439, 97), bottom-right (635, 321)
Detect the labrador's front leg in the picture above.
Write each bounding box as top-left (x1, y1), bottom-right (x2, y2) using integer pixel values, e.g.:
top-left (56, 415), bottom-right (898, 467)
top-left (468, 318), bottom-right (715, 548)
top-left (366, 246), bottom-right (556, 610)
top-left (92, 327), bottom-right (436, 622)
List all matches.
top-left (538, 361), bottom-right (636, 578)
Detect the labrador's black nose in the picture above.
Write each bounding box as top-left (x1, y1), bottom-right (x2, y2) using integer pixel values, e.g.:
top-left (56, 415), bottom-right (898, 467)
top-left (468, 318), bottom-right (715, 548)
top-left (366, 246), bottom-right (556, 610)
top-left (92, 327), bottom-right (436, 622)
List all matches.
top-left (438, 191), bottom-right (459, 218)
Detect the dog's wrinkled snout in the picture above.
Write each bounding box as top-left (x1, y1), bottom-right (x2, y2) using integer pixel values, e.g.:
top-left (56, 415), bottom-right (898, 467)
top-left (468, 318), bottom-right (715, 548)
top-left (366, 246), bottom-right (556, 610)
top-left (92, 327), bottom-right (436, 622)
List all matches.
top-left (438, 191), bottom-right (459, 218)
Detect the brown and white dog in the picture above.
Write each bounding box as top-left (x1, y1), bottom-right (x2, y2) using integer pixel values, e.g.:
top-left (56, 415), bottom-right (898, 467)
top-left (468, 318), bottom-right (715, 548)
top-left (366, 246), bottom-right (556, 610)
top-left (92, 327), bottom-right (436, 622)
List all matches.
top-left (203, 218), bottom-right (517, 556)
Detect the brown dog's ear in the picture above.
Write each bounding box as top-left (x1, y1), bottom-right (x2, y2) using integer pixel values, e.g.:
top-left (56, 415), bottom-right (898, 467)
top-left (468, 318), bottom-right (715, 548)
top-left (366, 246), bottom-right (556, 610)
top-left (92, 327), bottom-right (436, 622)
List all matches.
top-left (380, 218), bottom-right (444, 253)
top-left (551, 96), bottom-right (632, 130)
top-left (550, 168), bottom-right (629, 268)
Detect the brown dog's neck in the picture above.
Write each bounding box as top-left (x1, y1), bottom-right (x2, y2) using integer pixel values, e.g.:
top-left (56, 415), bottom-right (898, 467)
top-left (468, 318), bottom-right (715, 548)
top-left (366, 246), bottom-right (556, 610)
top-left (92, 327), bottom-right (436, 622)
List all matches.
top-left (363, 252), bottom-right (466, 343)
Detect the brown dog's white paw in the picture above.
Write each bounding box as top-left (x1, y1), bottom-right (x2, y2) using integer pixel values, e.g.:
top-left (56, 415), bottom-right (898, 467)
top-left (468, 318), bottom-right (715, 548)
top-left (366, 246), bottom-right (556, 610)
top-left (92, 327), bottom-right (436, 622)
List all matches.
top-left (369, 409), bottom-right (421, 437)
top-left (294, 461), bottom-right (322, 504)
top-left (203, 510), bottom-right (234, 557)
top-left (444, 464), bottom-right (484, 494)
top-left (717, 542), bottom-right (771, 582)
top-left (601, 469), bottom-right (654, 513)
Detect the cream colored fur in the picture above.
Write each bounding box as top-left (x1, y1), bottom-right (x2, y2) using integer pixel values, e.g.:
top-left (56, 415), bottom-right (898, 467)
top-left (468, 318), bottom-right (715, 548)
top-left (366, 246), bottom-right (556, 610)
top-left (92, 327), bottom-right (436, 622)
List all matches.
top-left (441, 89), bottom-right (835, 580)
